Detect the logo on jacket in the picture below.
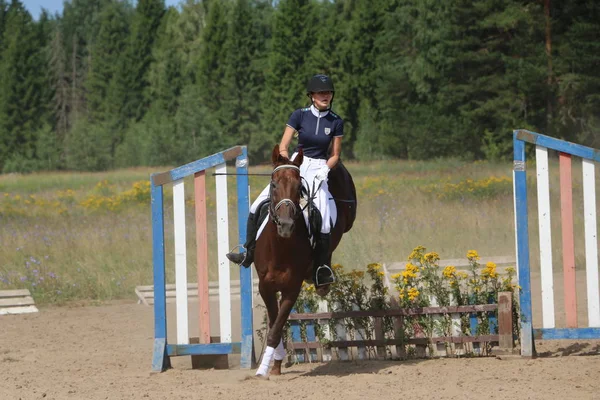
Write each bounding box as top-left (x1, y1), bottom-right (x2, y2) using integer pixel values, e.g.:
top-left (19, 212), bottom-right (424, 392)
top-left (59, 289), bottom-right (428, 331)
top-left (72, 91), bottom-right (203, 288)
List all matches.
top-left (324, 128), bottom-right (331, 135)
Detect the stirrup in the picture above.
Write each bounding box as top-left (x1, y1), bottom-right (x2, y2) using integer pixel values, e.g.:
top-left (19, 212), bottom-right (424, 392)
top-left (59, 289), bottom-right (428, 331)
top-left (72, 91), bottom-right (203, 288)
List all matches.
top-left (226, 245), bottom-right (247, 266)
top-left (315, 265), bottom-right (335, 286)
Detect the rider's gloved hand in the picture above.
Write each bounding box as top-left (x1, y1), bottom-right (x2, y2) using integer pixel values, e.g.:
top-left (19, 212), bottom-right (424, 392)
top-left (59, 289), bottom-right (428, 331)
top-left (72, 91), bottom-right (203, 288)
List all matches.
top-left (314, 165), bottom-right (330, 183)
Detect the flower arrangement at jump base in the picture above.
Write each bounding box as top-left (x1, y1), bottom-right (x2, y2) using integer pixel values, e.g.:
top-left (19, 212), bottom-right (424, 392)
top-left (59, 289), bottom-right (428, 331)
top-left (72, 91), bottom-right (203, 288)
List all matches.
top-left (285, 246), bottom-right (519, 360)
top-left (390, 246), bottom-right (519, 357)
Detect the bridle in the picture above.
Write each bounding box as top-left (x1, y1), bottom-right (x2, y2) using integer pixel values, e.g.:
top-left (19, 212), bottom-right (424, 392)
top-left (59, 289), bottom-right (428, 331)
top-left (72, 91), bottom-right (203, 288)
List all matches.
top-left (269, 164), bottom-right (301, 227)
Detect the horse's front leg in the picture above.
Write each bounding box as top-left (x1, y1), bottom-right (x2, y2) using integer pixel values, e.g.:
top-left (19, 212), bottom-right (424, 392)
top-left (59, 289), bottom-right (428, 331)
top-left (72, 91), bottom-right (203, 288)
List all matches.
top-left (256, 285), bottom-right (302, 377)
top-left (258, 282), bottom-right (285, 376)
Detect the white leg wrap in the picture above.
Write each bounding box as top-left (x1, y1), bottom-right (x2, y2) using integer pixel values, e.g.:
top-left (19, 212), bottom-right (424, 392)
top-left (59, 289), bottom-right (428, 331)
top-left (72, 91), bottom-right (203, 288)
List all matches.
top-left (274, 339), bottom-right (286, 361)
top-left (256, 346), bottom-right (275, 376)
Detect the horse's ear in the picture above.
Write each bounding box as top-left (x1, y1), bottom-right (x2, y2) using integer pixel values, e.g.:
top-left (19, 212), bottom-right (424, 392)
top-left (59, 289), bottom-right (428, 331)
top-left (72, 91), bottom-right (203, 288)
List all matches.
top-left (271, 145), bottom-right (280, 165)
top-left (293, 148), bottom-right (303, 167)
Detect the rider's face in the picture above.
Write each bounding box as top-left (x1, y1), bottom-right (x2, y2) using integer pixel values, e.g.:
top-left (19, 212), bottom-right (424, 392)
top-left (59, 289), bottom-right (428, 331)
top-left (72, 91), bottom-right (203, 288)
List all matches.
top-left (311, 91), bottom-right (333, 111)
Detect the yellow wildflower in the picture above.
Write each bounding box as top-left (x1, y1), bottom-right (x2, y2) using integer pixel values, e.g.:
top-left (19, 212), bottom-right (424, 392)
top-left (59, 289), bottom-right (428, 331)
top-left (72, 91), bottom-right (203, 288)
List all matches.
top-left (466, 250), bottom-right (480, 261)
top-left (367, 263), bottom-right (382, 272)
top-left (332, 264), bottom-right (344, 272)
top-left (482, 262), bottom-right (498, 279)
top-left (406, 263), bottom-right (419, 274)
top-left (408, 287), bottom-right (420, 301)
top-left (443, 265), bottom-right (457, 278)
top-left (424, 252), bottom-right (440, 263)
top-left (408, 246), bottom-right (426, 261)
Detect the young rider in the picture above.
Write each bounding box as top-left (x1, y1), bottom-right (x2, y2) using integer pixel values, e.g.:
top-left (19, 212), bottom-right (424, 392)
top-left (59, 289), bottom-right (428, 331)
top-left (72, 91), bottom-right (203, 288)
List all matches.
top-left (226, 74), bottom-right (344, 286)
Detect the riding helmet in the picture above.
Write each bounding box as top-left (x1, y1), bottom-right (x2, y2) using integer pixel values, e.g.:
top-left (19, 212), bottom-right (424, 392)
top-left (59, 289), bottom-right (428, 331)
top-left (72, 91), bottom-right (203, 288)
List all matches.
top-left (306, 74), bottom-right (335, 93)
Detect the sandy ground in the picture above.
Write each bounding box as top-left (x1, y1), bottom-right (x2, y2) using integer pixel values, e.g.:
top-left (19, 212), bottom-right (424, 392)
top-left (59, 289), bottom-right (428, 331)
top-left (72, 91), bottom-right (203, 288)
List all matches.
top-left (1, 296), bottom-right (599, 400)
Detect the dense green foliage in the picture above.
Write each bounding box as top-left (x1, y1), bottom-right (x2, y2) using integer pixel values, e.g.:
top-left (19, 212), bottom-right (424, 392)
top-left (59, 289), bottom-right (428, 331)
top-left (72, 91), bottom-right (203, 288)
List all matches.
top-left (0, 0), bottom-right (598, 172)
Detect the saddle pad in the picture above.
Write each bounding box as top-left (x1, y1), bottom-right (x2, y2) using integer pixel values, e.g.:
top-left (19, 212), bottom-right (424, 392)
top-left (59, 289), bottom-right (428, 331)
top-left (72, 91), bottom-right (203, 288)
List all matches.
top-left (255, 197), bottom-right (337, 242)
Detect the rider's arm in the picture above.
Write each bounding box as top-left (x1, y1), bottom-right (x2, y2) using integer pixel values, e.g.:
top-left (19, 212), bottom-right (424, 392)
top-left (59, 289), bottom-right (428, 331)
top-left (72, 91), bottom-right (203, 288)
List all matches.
top-left (326, 136), bottom-right (342, 169)
top-left (279, 126), bottom-right (296, 158)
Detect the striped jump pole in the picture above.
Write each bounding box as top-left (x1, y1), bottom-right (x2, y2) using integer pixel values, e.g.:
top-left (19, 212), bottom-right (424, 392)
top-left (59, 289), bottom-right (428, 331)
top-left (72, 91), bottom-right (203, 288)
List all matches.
top-left (150, 146), bottom-right (253, 372)
top-left (513, 130), bottom-right (600, 357)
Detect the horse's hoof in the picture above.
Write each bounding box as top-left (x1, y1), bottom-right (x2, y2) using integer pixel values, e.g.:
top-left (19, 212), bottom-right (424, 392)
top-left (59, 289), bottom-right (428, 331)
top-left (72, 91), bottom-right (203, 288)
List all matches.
top-left (271, 359), bottom-right (282, 375)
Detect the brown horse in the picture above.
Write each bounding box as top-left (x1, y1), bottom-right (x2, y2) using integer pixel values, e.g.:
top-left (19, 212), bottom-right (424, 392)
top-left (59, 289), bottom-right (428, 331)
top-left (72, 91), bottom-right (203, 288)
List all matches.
top-left (253, 145), bottom-right (357, 377)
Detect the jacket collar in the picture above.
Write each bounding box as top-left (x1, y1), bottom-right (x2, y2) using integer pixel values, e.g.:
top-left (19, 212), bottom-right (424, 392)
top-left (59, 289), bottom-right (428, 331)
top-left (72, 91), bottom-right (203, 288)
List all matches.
top-left (310, 104), bottom-right (329, 118)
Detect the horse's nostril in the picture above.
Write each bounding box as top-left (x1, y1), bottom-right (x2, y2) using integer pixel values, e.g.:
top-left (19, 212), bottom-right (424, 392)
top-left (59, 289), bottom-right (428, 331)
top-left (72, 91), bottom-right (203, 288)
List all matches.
top-left (277, 219), bottom-right (295, 238)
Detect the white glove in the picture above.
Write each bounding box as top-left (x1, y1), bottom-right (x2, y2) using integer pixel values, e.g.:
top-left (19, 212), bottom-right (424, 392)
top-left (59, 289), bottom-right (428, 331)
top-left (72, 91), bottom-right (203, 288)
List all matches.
top-left (314, 165), bottom-right (330, 183)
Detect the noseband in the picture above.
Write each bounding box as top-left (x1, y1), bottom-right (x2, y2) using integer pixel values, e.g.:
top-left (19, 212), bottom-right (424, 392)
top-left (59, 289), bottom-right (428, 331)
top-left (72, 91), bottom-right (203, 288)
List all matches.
top-left (269, 164), bottom-right (301, 226)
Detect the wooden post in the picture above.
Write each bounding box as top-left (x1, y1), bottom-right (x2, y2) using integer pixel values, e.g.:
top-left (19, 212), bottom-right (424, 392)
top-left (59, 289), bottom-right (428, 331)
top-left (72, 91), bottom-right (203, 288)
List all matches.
top-left (319, 300), bottom-right (332, 362)
top-left (333, 302), bottom-right (349, 360)
top-left (374, 317), bottom-right (386, 359)
top-left (382, 264), bottom-right (406, 359)
top-left (352, 303), bottom-right (367, 360)
top-left (497, 292), bottom-right (515, 353)
top-left (394, 316), bottom-right (405, 360)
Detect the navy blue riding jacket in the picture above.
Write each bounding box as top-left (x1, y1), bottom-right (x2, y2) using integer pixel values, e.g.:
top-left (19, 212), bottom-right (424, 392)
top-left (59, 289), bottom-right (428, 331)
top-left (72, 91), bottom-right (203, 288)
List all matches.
top-left (286, 105), bottom-right (344, 160)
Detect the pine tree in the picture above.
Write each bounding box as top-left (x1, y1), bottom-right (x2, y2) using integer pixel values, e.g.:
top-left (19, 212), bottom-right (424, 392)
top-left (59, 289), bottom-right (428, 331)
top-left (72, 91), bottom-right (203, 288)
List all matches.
top-left (0, 0), bottom-right (46, 171)
top-left (146, 6), bottom-right (183, 116)
top-left (121, 6), bottom-right (182, 167)
top-left (386, 0), bottom-right (546, 160)
top-left (48, 27), bottom-right (69, 142)
top-left (254, 0), bottom-right (316, 162)
top-left (81, 0), bottom-right (130, 165)
top-left (121, 0), bottom-right (165, 122)
top-left (340, 0), bottom-right (388, 160)
top-left (86, 0), bottom-right (130, 123)
top-left (220, 0), bottom-right (269, 149)
top-left (60, 0), bottom-right (108, 123)
top-left (553, 0), bottom-right (600, 148)
top-left (196, 0), bottom-right (230, 136)
top-left (0, 0), bottom-right (8, 57)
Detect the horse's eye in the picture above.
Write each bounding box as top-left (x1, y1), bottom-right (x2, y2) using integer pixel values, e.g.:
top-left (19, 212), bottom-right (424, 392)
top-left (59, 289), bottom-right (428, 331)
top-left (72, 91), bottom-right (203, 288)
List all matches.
top-left (271, 182), bottom-right (277, 189)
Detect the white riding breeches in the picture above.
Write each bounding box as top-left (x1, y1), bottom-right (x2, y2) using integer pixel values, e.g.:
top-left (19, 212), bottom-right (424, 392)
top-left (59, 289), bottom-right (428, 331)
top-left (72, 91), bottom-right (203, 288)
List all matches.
top-left (249, 153), bottom-right (337, 234)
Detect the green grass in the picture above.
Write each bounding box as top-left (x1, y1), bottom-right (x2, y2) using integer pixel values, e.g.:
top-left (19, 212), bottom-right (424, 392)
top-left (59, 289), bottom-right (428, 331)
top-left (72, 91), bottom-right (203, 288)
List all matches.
top-left (0, 157), bottom-right (595, 305)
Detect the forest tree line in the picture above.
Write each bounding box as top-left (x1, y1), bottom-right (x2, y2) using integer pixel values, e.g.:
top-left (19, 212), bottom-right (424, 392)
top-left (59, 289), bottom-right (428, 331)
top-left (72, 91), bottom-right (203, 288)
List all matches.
top-left (0, 0), bottom-right (598, 172)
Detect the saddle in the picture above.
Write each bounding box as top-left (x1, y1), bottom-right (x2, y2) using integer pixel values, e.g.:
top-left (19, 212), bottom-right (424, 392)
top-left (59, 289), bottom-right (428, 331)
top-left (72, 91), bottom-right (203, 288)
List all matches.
top-left (254, 160), bottom-right (356, 242)
top-left (254, 188), bottom-right (323, 247)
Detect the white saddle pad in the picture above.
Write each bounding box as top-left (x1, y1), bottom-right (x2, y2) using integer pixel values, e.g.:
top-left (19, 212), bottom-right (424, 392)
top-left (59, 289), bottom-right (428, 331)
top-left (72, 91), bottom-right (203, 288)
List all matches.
top-left (256, 196), bottom-right (337, 241)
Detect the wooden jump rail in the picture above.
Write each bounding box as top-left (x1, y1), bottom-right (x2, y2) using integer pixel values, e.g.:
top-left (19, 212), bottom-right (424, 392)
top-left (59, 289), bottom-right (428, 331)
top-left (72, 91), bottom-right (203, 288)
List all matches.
top-left (287, 292), bottom-right (515, 361)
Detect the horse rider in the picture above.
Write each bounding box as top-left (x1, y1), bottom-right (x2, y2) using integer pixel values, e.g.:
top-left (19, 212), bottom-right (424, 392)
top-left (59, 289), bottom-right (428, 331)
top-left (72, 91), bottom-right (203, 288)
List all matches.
top-left (226, 74), bottom-right (344, 286)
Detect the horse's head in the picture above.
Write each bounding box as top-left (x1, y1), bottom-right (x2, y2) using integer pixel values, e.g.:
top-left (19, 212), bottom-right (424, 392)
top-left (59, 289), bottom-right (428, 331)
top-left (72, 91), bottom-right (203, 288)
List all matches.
top-left (269, 145), bottom-right (304, 238)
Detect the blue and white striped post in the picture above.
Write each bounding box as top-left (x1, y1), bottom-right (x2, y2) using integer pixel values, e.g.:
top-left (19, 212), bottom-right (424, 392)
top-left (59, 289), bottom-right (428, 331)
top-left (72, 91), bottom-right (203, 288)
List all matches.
top-left (513, 129), bottom-right (600, 356)
top-left (513, 131), bottom-right (534, 357)
top-left (150, 146), bottom-right (254, 372)
top-left (151, 179), bottom-right (171, 371)
top-left (236, 147), bottom-right (255, 369)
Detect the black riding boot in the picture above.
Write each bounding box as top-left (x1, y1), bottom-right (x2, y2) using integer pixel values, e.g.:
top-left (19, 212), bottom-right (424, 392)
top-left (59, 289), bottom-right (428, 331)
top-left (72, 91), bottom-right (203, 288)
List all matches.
top-left (226, 212), bottom-right (258, 268)
top-left (313, 233), bottom-right (335, 286)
